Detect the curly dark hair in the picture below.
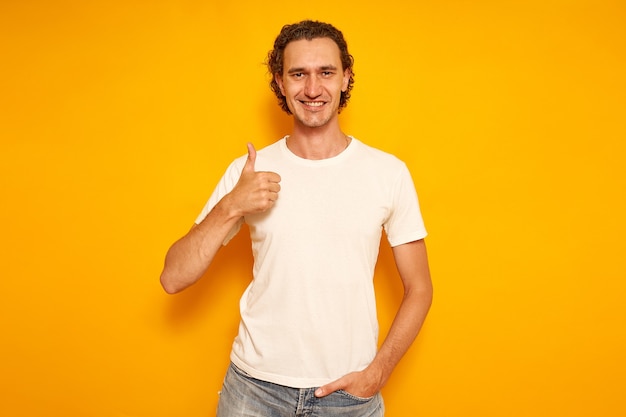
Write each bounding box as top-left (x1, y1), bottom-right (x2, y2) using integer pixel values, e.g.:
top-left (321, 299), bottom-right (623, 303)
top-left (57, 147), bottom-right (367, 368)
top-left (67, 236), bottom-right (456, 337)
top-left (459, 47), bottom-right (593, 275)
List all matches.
top-left (266, 20), bottom-right (355, 114)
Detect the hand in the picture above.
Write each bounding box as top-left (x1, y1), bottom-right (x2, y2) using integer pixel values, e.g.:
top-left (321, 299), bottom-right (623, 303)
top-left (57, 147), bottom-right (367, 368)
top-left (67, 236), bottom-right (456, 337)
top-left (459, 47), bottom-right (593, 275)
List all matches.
top-left (314, 367), bottom-right (384, 399)
top-left (228, 143), bottom-right (281, 216)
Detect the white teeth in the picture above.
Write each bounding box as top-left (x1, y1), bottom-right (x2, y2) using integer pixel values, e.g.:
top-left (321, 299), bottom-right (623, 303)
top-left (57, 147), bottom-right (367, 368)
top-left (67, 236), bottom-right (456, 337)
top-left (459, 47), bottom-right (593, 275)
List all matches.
top-left (304, 101), bottom-right (324, 107)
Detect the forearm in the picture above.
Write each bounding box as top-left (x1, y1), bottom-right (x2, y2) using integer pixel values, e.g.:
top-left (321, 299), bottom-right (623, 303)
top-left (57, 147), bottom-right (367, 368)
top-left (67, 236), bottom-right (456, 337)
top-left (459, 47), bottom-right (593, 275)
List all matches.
top-left (367, 239), bottom-right (433, 388)
top-left (369, 285), bottom-right (433, 385)
top-left (159, 197), bottom-right (241, 294)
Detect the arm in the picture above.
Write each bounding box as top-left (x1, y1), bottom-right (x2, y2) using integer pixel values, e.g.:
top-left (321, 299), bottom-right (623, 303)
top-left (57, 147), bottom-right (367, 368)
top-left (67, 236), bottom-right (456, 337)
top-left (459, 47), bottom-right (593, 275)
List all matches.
top-left (159, 143), bottom-right (281, 294)
top-left (159, 200), bottom-right (242, 294)
top-left (315, 239), bottom-right (433, 397)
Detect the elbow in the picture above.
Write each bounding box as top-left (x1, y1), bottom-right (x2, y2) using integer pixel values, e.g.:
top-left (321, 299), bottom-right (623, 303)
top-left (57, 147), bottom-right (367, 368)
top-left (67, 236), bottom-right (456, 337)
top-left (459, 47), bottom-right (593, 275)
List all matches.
top-left (160, 279), bottom-right (178, 295)
top-left (160, 270), bottom-right (184, 294)
top-left (424, 287), bottom-right (434, 310)
top-left (421, 281), bottom-right (434, 305)
top-left (161, 283), bottom-right (180, 295)
top-left (408, 282), bottom-right (433, 309)
top-left (160, 266), bottom-right (202, 294)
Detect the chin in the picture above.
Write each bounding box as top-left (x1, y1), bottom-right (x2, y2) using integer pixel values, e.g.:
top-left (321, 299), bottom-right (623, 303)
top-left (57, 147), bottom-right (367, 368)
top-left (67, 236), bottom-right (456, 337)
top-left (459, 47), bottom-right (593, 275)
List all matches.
top-left (297, 112), bottom-right (335, 128)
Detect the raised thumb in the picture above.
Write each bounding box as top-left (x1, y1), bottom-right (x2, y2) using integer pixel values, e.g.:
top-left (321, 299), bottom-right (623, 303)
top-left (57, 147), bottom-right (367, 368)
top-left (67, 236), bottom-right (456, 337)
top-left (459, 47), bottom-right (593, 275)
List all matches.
top-left (244, 142), bottom-right (256, 172)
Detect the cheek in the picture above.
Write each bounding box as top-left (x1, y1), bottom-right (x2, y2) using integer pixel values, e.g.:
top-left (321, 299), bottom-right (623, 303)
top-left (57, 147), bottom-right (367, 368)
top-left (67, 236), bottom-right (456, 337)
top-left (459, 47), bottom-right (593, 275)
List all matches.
top-left (280, 81), bottom-right (295, 97)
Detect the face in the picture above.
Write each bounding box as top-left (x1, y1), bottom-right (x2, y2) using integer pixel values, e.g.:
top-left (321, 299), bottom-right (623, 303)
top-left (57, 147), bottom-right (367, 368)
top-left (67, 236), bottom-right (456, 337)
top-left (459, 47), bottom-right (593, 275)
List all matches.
top-left (275, 37), bottom-right (351, 129)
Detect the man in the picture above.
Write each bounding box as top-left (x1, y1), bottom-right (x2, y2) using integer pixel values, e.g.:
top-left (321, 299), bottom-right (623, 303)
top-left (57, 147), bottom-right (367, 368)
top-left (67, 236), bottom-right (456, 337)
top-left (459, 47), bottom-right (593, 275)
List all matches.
top-left (160, 20), bottom-right (432, 417)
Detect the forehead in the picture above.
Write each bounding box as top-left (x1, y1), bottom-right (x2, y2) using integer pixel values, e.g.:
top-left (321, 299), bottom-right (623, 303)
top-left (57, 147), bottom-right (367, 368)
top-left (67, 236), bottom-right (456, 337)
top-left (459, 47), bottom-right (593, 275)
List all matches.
top-left (282, 37), bottom-right (342, 70)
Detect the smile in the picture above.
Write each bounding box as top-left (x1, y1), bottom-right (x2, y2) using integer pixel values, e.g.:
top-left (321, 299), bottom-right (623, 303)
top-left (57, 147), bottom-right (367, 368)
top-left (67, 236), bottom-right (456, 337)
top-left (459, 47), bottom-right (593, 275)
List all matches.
top-left (301, 101), bottom-right (325, 107)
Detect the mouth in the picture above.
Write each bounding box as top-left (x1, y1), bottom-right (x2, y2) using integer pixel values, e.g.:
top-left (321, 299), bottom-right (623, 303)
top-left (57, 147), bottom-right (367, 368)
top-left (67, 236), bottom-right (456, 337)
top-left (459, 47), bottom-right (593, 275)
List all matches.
top-left (300, 100), bottom-right (326, 108)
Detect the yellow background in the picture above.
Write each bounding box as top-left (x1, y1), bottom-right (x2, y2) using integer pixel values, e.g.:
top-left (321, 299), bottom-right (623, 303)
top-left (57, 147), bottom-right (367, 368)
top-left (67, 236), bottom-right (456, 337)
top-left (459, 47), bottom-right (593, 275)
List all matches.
top-left (1, 1), bottom-right (625, 416)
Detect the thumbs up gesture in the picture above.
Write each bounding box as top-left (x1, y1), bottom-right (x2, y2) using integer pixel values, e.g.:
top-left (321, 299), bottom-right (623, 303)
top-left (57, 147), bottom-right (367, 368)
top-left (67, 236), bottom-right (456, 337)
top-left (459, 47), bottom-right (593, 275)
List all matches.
top-left (229, 143), bottom-right (281, 216)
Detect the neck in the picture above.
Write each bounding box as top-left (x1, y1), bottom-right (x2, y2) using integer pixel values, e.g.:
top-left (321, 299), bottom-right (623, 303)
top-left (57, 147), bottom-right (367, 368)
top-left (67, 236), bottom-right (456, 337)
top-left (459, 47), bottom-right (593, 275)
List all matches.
top-left (287, 122), bottom-right (350, 160)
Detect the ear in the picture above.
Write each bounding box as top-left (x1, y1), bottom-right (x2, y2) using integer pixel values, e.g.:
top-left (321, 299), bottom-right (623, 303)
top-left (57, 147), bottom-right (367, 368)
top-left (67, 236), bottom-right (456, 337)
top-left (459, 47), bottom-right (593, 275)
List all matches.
top-left (341, 68), bottom-right (352, 92)
top-left (275, 73), bottom-right (286, 96)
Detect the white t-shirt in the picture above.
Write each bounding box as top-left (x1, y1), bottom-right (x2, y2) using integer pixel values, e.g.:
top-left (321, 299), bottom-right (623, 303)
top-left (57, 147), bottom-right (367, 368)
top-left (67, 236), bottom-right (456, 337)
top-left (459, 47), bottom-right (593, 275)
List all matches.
top-left (196, 137), bottom-right (427, 388)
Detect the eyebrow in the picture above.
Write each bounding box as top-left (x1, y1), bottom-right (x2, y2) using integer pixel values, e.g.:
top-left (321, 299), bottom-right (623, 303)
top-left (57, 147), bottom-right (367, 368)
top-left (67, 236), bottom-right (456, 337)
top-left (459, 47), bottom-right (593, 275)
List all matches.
top-left (287, 65), bottom-right (339, 74)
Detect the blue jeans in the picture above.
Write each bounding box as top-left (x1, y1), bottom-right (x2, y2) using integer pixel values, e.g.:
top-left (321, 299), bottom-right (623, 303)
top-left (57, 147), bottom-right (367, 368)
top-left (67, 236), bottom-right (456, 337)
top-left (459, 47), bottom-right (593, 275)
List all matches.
top-left (216, 363), bottom-right (385, 417)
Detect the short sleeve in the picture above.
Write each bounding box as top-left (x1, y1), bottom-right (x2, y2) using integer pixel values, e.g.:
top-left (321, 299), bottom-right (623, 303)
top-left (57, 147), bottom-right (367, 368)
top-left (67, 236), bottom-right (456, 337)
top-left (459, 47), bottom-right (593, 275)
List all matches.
top-left (383, 163), bottom-right (428, 247)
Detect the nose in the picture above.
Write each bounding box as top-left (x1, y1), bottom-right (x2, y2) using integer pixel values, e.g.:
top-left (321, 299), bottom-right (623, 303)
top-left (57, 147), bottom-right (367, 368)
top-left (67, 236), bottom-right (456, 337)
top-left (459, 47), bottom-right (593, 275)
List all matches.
top-left (304, 75), bottom-right (322, 98)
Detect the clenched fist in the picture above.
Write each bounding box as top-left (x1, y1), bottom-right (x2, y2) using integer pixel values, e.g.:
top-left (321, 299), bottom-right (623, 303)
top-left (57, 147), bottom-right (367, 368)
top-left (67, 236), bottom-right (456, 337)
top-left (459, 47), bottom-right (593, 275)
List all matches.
top-left (228, 143), bottom-right (281, 216)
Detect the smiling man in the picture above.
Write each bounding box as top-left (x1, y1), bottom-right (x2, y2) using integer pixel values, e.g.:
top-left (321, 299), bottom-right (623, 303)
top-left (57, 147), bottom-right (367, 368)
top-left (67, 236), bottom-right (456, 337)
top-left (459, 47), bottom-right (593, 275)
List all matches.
top-left (160, 20), bottom-right (432, 417)
top-left (277, 37), bottom-right (348, 130)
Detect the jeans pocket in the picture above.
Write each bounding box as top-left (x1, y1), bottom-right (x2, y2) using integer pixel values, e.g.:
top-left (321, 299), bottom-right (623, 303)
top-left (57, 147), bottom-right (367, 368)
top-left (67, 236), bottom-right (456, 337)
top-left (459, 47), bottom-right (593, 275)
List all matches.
top-left (336, 389), bottom-right (376, 402)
